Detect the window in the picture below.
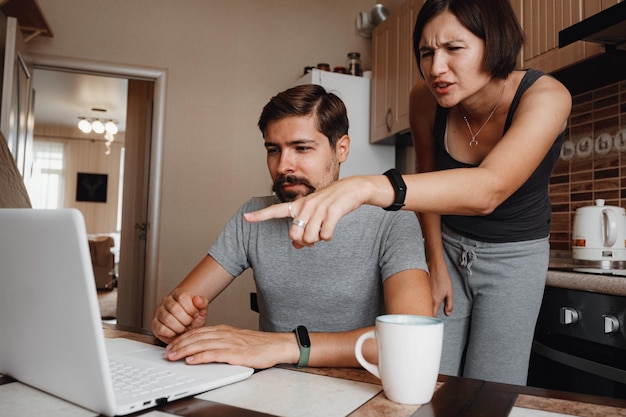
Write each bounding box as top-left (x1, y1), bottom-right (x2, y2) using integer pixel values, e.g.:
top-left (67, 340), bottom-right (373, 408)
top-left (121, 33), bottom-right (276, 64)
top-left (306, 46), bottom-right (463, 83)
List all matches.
top-left (28, 140), bottom-right (65, 209)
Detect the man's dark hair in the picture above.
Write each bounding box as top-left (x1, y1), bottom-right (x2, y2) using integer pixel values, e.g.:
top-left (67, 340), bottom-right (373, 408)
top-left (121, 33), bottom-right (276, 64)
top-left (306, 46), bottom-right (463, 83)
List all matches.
top-left (413, 0), bottom-right (525, 80)
top-left (258, 84), bottom-right (349, 147)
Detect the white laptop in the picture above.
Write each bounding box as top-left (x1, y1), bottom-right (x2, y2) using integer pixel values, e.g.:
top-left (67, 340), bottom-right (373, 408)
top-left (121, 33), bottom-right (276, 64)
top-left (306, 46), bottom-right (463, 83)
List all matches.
top-left (0, 208), bottom-right (253, 416)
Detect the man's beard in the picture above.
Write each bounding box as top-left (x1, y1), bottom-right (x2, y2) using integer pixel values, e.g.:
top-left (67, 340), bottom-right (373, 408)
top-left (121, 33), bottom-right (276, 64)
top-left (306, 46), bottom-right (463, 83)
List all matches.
top-left (273, 175), bottom-right (316, 202)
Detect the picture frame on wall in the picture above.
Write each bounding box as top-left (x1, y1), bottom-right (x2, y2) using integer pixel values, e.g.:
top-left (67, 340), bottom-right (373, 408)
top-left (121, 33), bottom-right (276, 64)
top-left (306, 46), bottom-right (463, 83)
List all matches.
top-left (76, 172), bottom-right (108, 203)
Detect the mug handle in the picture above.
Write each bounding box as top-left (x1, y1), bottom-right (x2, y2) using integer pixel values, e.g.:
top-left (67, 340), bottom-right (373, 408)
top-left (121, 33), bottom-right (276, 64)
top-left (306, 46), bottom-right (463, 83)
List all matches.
top-left (354, 330), bottom-right (380, 379)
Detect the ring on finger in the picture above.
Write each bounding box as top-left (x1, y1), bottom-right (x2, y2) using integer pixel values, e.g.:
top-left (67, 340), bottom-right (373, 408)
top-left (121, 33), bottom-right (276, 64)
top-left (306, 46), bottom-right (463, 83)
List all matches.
top-left (288, 202), bottom-right (294, 218)
top-left (292, 218), bottom-right (307, 228)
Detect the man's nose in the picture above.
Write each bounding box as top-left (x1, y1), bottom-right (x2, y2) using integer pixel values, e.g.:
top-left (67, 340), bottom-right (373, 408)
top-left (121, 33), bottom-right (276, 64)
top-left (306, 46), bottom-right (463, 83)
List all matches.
top-left (278, 151), bottom-right (295, 174)
top-left (278, 154), bottom-right (294, 174)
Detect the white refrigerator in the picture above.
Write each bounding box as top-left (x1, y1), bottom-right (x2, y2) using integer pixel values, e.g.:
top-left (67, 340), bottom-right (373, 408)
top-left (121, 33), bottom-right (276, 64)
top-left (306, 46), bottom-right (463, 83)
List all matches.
top-left (293, 69), bottom-right (395, 179)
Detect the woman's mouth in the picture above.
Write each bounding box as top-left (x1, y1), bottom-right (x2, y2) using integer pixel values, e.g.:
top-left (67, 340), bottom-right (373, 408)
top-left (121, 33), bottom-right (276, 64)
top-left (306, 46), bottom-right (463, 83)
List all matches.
top-left (432, 81), bottom-right (453, 95)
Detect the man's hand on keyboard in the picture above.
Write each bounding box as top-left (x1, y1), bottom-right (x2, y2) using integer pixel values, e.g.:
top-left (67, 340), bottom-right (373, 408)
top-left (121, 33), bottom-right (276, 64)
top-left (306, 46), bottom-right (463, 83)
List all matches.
top-left (162, 324), bottom-right (299, 369)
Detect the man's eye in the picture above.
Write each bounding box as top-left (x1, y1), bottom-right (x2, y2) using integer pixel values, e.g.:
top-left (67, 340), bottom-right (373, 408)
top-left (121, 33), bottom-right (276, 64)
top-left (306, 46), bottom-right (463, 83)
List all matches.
top-left (296, 146), bottom-right (311, 152)
top-left (420, 50), bottom-right (433, 58)
top-left (266, 147), bottom-right (279, 154)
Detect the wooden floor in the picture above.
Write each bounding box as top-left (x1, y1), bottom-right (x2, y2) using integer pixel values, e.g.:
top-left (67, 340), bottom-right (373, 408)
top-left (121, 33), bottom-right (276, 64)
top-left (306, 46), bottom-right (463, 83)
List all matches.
top-left (97, 288), bottom-right (117, 320)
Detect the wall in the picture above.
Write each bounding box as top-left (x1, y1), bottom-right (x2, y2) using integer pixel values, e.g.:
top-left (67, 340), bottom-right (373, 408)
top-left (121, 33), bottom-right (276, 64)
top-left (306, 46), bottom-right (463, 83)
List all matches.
top-left (25, 0), bottom-right (403, 330)
top-left (549, 80), bottom-right (626, 251)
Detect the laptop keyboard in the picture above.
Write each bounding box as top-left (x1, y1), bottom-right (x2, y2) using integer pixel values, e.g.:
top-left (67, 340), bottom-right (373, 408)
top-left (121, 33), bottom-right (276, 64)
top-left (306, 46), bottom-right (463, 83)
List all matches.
top-left (109, 358), bottom-right (197, 398)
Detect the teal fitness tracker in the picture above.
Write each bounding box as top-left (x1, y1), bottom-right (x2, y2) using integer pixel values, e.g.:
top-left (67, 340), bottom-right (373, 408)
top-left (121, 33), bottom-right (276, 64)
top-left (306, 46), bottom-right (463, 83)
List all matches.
top-left (293, 325), bottom-right (311, 368)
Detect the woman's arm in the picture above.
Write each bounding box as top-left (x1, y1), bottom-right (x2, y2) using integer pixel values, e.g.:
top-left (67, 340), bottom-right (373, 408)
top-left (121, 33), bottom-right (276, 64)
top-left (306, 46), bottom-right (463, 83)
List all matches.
top-left (410, 81), bottom-right (454, 316)
top-left (245, 76), bottom-right (571, 248)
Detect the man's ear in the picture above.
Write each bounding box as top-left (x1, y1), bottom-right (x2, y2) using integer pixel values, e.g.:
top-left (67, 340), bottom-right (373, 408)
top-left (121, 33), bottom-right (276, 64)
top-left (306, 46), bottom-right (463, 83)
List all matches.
top-left (336, 134), bottom-right (350, 163)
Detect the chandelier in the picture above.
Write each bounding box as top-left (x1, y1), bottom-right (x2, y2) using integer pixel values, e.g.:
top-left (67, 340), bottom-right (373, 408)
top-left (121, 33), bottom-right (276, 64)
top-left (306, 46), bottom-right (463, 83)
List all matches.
top-left (77, 117), bottom-right (118, 155)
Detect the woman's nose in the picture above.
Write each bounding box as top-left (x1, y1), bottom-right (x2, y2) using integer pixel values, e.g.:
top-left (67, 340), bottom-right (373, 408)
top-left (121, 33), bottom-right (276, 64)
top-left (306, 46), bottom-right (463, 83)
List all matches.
top-left (430, 51), bottom-right (448, 76)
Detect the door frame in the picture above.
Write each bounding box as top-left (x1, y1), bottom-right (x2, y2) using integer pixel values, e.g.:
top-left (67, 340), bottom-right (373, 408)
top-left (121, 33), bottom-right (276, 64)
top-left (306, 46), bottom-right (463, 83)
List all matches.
top-left (30, 53), bottom-right (167, 328)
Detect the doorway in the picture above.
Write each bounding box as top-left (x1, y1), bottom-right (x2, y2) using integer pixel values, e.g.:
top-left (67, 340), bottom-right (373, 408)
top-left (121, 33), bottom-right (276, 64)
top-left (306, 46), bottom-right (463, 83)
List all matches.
top-left (31, 54), bottom-right (166, 329)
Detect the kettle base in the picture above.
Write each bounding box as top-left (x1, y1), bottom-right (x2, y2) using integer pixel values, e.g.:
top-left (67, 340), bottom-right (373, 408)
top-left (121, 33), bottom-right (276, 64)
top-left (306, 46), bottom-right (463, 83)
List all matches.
top-left (572, 258), bottom-right (626, 274)
top-left (572, 267), bottom-right (626, 276)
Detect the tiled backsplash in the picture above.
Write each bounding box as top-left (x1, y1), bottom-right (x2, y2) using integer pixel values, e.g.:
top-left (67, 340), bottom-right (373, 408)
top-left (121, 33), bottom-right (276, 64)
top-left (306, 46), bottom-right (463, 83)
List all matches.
top-left (549, 80), bottom-right (626, 251)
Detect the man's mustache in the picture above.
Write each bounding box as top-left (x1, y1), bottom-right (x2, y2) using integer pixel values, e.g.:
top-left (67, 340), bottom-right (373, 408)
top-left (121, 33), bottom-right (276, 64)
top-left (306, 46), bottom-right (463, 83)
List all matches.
top-left (273, 175), bottom-right (316, 193)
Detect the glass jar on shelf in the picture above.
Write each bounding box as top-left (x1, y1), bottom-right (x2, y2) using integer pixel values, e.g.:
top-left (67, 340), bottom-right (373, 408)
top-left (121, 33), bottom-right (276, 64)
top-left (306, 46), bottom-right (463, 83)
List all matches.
top-left (346, 52), bottom-right (362, 76)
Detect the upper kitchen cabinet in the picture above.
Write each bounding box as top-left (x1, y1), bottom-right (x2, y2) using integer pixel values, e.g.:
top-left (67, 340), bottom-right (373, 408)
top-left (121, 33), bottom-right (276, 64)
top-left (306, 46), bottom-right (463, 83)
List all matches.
top-left (510, 0), bottom-right (616, 73)
top-left (371, 0), bottom-right (424, 144)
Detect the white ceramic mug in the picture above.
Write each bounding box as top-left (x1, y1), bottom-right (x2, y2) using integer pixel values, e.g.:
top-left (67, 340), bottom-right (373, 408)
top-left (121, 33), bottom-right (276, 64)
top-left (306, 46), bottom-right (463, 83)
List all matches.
top-left (355, 315), bottom-right (443, 405)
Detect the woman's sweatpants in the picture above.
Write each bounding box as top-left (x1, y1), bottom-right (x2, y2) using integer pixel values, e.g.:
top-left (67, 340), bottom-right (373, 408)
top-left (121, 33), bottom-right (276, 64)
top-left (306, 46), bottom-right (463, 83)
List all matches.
top-left (437, 225), bottom-right (549, 385)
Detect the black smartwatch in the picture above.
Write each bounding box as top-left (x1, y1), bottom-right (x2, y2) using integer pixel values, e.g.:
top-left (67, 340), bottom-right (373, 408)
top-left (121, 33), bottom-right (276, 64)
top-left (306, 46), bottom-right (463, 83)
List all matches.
top-left (292, 325), bottom-right (311, 368)
top-left (382, 168), bottom-right (407, 211)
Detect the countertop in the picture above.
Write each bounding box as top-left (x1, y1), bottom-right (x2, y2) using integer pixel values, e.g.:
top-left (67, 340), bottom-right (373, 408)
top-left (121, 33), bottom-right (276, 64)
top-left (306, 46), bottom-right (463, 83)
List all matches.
top-left (2, 324), bottom-right (626, 416)
top-left (547, 269), bottom-right (626, 296)
top-left (547, 255), bottom-right (626, 296)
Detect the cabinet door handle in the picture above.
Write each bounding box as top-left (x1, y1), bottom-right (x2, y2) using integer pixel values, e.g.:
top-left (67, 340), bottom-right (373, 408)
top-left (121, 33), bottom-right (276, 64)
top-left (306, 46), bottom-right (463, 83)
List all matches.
top-left (385, 108), bottom-right (392, 132)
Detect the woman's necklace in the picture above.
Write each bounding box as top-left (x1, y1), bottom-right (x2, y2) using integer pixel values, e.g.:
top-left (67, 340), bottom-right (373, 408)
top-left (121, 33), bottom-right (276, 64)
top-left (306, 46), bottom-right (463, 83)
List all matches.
top-left (460, 79), bottom-right (506, 147)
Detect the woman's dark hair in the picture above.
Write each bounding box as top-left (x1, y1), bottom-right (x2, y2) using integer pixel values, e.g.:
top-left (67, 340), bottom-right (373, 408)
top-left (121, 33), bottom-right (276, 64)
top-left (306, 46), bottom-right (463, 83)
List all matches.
top-left (258, 84), bottom-right (349, 147)
top-left (413, 0), bottom-right (525, 79)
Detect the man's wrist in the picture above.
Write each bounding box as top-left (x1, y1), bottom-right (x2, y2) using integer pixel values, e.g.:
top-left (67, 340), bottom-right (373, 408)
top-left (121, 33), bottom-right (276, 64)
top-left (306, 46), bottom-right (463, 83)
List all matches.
top-left (292, 325), bottom-right (310, 368)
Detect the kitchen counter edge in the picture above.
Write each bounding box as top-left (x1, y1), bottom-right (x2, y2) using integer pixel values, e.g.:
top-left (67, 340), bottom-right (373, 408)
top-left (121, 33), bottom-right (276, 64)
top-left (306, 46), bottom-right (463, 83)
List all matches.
top-left (547, 269), bottom-right (626, 296)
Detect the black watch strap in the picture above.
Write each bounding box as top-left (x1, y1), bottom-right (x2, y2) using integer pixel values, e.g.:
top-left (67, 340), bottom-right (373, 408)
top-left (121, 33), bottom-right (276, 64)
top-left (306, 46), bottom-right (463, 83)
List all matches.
top-left (382, 168), bottom-right (407, 211)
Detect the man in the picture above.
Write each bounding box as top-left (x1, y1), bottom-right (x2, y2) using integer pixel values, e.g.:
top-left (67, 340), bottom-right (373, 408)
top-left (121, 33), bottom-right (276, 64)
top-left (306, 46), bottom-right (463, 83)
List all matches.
top-left (152, 84), bottom-right (431, 369)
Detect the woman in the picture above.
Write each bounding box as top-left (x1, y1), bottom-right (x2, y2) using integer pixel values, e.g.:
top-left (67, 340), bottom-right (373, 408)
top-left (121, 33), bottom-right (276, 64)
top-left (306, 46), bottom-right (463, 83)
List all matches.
top-left (245, 0), bottom-right (571, 385)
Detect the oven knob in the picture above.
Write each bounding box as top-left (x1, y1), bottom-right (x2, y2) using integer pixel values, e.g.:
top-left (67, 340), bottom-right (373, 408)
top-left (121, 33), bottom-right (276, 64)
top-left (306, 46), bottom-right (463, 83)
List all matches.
top-left (559, 307), bottom-right (579, 325)
top-left (603, 314), bottom-right (620, 334)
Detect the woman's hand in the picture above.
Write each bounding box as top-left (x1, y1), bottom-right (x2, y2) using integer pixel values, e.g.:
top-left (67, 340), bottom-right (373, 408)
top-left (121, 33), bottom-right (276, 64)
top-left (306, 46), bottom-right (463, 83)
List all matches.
top-left (244, 176), bottom-right (382, 248)
top-left (429, 263), bottom-right (454, 317)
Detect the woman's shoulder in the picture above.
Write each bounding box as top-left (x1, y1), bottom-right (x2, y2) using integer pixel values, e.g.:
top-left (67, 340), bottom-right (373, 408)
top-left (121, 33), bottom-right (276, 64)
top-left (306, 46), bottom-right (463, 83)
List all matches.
top-left (410, 79), bottom-right (436, 105)
top-left (517, 69), bottom-right (569, 96)
top-left (409, 80), bottom-right (438, 128)
top-left (509, 70), bottom-right (571, 130)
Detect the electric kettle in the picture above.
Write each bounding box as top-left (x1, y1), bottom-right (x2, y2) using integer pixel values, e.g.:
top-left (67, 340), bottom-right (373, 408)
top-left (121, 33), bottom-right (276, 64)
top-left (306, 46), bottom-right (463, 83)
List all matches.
top-left (572, 199), bottom-right (626, 273)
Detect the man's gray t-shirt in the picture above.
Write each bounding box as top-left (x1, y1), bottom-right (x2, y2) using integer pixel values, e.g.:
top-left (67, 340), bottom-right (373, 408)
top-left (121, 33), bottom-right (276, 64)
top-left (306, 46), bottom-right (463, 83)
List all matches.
top-left (209, 196), bottom-right (427, 333)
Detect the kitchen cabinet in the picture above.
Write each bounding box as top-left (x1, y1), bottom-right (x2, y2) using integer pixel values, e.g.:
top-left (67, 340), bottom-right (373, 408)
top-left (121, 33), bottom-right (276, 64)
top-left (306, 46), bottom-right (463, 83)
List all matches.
top-left (370, 0), bottom-right (424, 144)
top-left (510, 0), bottom-right (618, 73)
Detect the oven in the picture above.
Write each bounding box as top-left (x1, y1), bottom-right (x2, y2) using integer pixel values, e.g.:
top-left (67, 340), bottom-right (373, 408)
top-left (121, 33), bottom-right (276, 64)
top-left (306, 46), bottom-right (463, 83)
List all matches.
top-left (527, 285), bottom-right (626, 398)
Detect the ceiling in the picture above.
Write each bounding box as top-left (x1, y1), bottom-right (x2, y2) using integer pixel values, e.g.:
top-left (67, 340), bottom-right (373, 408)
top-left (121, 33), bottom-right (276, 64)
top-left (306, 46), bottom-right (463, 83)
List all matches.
top-left (32, 68), bottom-right (128, 133)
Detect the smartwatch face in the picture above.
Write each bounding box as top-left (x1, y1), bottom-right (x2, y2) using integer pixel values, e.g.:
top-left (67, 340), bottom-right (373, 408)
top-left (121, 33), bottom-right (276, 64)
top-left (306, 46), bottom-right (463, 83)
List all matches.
top-left (295, 325), bottom-right (311, 348)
